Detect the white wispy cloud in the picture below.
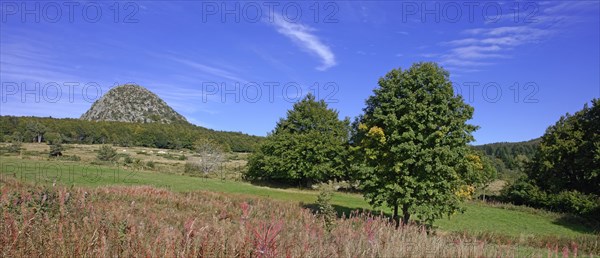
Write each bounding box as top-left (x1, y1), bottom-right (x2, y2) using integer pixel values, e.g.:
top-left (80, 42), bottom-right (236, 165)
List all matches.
top-left (165, 56), bottom-right (248, 84)
top-left (0, 32), bottom-right (116, 117)
top-left (449, 45), bottom-right (506, 59)
top-left (1, 37), bottom-right (82, 83)
top-left (270, 14), bottom-right (337, 71)
top-left (438, 25), bottom-right (551, 68)
top-left (435, 1), bottom-right (598, 74)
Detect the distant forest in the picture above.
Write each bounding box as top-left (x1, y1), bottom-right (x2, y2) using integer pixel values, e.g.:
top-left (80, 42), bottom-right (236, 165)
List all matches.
top-left (473, 139), bottom-right (540, 176)
top-left (0, 116), bottom-right (263, 152)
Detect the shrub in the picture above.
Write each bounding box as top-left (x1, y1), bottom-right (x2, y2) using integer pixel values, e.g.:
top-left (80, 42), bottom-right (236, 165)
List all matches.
top-left (550, 191), bottom-right (600, 218)
top-left (184, 162), bottom-right (202, 176)
top-left (500, 177), bottom-right (548, 207)
top-left (145, 161), bottom-right (155, 169)
top-left (97, 145), bottom-right (117, 161)
top-left (44, 132), bottom-right (62, 145)
top-left (316, 185), bottom-right (337, 232)
top-left (48, 144), bottom-right (64, 157)
top-left (6, 142), bottom-right (22, 153)
top-left (501, 177), bottom-right (600, 220)
top-left (123, 155), bottom-right (134, 164)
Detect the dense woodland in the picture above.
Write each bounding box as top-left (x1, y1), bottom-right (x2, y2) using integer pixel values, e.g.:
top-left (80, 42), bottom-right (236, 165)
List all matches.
top-left (0, 116), bottom-right (262, 152)
top-left (472, 139), bottom-right (540, 177)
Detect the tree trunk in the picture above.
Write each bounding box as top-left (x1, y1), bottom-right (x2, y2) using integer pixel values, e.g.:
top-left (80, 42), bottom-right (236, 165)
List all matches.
top-left (393, 202), bottom-right (399, 229)
top-left (37, 134), bottom-right (42, 143)
top-left (401, 204), bottom-right (410, 226)
top-left (482, 187), bottom-right (486, 202)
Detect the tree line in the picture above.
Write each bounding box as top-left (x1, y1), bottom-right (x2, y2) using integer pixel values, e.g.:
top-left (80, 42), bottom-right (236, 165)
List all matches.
top-left (0, 116), bottom-right (263, 152)
top-left (472, 139), bottom-right (540, 177)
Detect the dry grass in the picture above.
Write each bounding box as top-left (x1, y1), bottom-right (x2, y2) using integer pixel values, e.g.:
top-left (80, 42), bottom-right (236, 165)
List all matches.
top-left (4, 143), bottom-right (248, 178)
top-left (0, 177), bottom-right (555, 257)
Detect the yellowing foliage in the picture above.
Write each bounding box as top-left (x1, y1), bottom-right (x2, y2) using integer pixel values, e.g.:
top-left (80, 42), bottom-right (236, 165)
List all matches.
top-left (456, 185), bottom-right (475, 200)
top-left (466, 154), bottom-right (484, 170)
top-left (367, 126), bottom-right (387, 144)
top-left (358, 123), bottom-right (368, 131)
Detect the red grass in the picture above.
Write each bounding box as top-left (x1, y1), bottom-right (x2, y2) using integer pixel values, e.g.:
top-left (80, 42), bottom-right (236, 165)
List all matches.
top-left (0, 178), bottom-right (582, 257)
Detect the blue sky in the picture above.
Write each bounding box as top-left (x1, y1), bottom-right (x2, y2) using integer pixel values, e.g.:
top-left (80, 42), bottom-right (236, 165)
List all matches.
top-left (1, 1), bottom-right (599, 144)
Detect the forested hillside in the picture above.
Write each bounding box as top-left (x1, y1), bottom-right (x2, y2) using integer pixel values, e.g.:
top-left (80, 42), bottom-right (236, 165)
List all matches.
top-left (473, 139), bottom-right (540, 176)
top-left (0, 116), bottom-right (262, 152)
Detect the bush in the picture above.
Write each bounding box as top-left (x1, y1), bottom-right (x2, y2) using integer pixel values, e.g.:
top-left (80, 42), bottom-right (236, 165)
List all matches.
top-left (48, 144), bottom-right (64, 157)
top-left (184, 162), bottom-right (201, 175)
top-left (44, 132), bottom-right (62, 145)
top-left (145, 161), bottom-right (155, 169)
top-left (551, 191), bottom-right (600, 218)
top-left (97, 145), bottom-right (117, 161)
top-left (123, 155), bottom-right (134, 164)
top-left (501, 177), bottom-right (600, 220)
top-left (6, 142), bottom-right (22, 153)
top-left (316, 185), bottom-right (337, 232)
top-left (500, 177), bottom-right (548, 207)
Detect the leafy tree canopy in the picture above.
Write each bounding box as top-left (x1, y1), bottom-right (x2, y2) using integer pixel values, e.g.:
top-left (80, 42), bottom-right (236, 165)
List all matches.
top-left (246, 94), bottom-right (350, 187)
top-left (527, 99), bottom-right (600, 195)
top-left (352, 62), bottom-right (478, 227)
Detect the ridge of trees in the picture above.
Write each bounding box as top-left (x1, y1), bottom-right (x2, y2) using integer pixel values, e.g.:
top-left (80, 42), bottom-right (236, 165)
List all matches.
top-left (0, 116), bottom-right (262, 152)
top-left (472, 139), bottom-right (540, 177)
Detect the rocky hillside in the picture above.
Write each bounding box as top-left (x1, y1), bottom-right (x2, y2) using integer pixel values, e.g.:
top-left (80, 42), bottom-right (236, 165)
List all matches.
top-left (81, 84), bottom-right (188, 124)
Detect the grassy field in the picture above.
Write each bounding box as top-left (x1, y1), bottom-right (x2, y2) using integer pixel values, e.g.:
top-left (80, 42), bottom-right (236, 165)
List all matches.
top-left (0, 154), bottom-right (596, 237)
top-left (1, 144), bottom-right (599, 254)
top-left (1, 177), bottom-right (556, 257)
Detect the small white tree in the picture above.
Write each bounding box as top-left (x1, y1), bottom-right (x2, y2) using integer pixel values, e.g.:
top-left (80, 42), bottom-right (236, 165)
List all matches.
top-left (192, 138), bottom-right (225, 177)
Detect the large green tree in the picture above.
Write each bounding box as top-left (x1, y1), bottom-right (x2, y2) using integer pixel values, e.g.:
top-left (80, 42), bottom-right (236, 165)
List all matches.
top-left (527, 99), bottom-right (600, 195)
top-left (352, 62), bottom-right (478, 227)
top-left (246, 94), bottom-right (350, 187)
top-left (26, 121), bottom-right (47, 143)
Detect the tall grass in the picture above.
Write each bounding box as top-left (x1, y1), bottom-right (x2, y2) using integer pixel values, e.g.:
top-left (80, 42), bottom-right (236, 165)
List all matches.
top-left (0, 178), bottom-right (556, 257)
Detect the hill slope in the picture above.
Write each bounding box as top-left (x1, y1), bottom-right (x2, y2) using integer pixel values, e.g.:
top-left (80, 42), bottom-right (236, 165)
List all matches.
top-left (81, 84), bottom-right (187, 124)
top-left (474, 138), bottom-right (540, 169)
